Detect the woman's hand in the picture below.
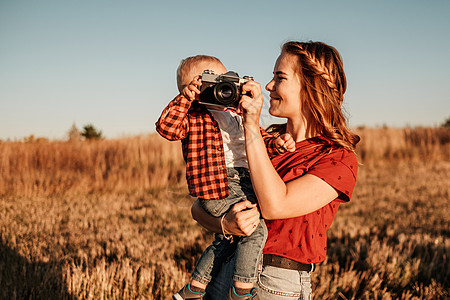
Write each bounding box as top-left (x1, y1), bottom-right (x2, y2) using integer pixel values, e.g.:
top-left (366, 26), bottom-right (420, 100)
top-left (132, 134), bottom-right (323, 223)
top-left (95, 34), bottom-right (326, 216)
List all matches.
top-left (222, 200), bottom-right (261, 236)
top-left (191, 199), bottom-right (261, 237)
top-left (239, 80), bottom-right (264, 129)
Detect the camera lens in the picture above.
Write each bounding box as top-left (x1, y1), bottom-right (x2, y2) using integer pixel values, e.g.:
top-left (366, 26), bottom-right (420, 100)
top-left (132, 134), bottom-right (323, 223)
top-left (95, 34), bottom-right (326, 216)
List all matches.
top-left (220, 87), bottom-right (233, 99)
top-left (214, 81), bottom-right (237, 106)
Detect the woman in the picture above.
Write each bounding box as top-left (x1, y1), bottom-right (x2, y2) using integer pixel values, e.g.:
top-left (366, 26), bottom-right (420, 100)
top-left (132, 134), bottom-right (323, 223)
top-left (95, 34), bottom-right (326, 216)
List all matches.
top-left (191, 41), bottom-right (359, 299)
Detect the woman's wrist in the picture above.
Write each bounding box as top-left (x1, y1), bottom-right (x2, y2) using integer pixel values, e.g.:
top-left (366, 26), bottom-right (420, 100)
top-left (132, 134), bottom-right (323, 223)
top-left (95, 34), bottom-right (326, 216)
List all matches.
top-left (221, 213), bottom-right (234, 241)
top-left (244, 124), bottom-right (262, 144)
top-left (243, 114), bottom-right (260, 129)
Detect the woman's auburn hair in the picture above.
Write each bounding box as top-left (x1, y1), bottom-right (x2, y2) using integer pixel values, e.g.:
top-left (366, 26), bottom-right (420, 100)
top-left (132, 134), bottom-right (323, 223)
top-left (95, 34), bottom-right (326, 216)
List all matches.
top-left (267, 41), bottom-right (359, 152)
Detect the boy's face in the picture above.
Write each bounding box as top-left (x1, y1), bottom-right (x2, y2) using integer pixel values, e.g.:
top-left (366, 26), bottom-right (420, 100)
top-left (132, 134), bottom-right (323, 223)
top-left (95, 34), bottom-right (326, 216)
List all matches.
top-left (180, 61), bottom-right (227, 91)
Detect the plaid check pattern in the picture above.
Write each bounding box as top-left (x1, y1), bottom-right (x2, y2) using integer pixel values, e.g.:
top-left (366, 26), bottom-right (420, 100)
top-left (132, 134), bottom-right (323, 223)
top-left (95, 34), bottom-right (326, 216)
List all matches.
top-left (156, 94), bottom-right (280, 200)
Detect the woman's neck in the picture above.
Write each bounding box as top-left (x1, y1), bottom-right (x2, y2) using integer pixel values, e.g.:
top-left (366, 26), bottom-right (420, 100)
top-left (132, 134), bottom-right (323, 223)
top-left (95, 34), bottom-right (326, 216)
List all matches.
top-left (286, 115), bottom-right (318, 142)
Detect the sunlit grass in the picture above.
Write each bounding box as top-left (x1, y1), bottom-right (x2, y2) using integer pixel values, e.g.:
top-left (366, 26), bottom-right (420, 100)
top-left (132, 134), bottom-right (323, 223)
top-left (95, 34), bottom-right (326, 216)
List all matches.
top-left (0, 128), bottom-right (449, 299)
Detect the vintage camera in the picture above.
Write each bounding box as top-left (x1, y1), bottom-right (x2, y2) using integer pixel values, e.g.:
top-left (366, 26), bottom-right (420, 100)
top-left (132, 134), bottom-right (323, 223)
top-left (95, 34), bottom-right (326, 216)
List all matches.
top-left (199, 70), bottom-right (253, 108)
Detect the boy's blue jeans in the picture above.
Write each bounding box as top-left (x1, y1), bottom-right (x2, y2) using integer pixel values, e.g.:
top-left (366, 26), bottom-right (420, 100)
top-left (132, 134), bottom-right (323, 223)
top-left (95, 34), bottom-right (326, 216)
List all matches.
top-left (193, 167), bottom-right (267, 285)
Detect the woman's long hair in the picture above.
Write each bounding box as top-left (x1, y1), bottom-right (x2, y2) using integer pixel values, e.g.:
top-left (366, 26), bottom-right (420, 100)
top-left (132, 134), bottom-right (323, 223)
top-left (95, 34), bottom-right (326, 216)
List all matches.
top-left (268, 41), bottom-right (359, 151)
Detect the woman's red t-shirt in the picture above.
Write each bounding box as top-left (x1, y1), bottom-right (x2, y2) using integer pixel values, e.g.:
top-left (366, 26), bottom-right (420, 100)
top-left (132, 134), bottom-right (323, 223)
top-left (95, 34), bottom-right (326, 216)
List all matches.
top-left (262, 136), bottom-right (358, 264)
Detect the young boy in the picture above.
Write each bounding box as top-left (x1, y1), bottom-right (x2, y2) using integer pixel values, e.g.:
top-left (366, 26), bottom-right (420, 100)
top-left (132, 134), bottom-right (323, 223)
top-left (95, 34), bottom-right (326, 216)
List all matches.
top-left (156, 55), bottom-right (294, 300)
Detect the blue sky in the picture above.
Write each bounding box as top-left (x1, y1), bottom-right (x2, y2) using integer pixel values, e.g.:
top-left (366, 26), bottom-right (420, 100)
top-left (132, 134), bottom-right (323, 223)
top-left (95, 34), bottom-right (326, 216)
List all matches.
top-left (1, 0), bottom-right (449, 140)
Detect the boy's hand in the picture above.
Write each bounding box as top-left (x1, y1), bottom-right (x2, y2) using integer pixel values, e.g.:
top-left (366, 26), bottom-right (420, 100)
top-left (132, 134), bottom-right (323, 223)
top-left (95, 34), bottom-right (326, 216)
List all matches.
top-left (275, 133), bottom-right (296, 153)
top-left (182, 75), bottom-right (202, 101)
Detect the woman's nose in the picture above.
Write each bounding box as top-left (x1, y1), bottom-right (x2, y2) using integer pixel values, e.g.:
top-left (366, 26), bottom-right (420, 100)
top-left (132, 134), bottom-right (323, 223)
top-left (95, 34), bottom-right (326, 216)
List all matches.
top-left (266, 79), bottom-right (274, 91)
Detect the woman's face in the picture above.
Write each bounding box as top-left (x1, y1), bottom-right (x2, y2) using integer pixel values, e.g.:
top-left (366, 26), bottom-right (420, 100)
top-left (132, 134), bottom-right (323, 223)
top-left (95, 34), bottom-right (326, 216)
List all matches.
top-left (265, 53), bottom-right (302, 119)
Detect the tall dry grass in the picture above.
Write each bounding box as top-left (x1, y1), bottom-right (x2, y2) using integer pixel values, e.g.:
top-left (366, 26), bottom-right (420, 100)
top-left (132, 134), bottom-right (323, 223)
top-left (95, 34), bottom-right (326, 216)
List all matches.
top-left (355, 127), bottom-right (450, 164)
top-left (0, 127), bottom-right (449, 299)
top-left (0, 134), bottom-right (185, 197)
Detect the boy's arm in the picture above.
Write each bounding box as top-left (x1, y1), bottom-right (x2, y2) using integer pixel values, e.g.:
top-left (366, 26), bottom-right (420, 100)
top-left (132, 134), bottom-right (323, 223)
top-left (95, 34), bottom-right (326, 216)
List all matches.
top-left (260, 128), bottom-right (282, 157)
top-left (155, 94), bottom-right (192, 141)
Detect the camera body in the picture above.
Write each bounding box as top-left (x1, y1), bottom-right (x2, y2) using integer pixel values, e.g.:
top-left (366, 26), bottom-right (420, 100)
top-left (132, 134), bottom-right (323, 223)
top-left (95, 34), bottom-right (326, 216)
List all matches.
top-left (199, 70), bottom-right (253, 108)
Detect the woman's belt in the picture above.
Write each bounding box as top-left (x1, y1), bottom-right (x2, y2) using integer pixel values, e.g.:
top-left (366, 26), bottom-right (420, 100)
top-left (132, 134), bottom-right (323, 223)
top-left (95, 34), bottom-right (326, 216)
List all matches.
top-left (263, 254), bottom-right (314, 272)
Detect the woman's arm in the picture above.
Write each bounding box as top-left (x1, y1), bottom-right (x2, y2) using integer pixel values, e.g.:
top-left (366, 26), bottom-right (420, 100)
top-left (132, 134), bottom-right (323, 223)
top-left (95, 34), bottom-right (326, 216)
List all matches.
top-left (240, 81), bottom-right (338, 220)
top-left (191, 199), bottom-right (262, 236)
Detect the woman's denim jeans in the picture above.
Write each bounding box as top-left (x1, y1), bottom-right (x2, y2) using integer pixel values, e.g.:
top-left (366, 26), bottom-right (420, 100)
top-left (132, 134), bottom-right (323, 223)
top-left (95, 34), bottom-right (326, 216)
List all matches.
top-left (205, 256), bottom-right (312, 300)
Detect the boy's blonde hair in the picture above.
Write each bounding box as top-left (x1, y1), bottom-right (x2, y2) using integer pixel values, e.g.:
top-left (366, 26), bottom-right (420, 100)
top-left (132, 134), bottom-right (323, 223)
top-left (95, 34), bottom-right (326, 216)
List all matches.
top-left (176, 55), bottom-right (223, 92)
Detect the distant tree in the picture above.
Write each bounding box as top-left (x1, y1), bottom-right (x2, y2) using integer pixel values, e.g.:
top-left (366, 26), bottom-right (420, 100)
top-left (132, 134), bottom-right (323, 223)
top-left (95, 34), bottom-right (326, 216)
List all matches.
top-left (81, 124), bottom-right (103, 140)
top-left (67, 123), bottom-right (81, 141)
top-left (442, 116), bottom-right (450, 128)
top-left (24, 134), bottom-right (35, 143)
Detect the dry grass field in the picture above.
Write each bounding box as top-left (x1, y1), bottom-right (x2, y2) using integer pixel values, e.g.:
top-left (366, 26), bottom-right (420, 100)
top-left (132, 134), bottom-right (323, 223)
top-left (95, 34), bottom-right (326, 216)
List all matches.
top-left (0, 127), bottom-right (449, 299)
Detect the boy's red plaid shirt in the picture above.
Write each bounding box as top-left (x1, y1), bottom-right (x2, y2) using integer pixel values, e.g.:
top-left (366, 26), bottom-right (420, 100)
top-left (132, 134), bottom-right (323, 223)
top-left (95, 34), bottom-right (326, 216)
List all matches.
top-left (156, 95), bottom-right (280, 200)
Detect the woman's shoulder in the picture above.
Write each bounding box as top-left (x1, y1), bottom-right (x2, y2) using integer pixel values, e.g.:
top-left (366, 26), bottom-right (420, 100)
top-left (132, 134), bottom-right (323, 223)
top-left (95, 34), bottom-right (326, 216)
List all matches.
top-left (311, 136), bottom-right (358, 167)
top-left (328, 147), bottom-right (357, 164)
top-left (313, 146), bottom-right (358, 180)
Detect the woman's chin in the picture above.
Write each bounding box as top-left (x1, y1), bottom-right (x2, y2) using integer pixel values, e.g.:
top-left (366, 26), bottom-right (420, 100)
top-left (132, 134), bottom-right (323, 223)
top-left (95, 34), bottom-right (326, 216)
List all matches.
top-left (269, 107), bottom-right (281, 117)
top-left (269, 100), bottom-right (281, 113)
